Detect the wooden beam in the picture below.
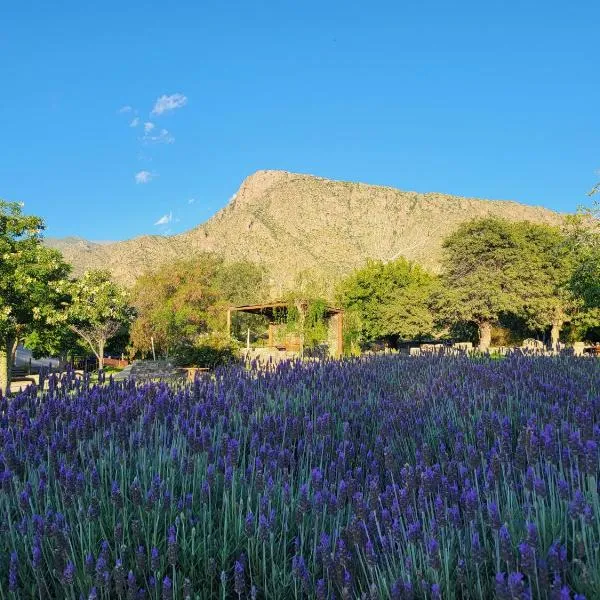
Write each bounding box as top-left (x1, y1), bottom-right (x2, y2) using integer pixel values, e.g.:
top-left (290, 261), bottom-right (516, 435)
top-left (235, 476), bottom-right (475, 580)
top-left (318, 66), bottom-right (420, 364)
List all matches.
top-left (337, 312), bottom-right (344, 358)
top-left (226, 308), bottom-right (231, 337)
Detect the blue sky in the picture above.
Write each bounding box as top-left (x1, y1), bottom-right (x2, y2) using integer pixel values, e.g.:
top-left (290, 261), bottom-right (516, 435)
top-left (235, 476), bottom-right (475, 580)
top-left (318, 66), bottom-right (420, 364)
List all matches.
top-left (1, 1), bottom-right (598, 240)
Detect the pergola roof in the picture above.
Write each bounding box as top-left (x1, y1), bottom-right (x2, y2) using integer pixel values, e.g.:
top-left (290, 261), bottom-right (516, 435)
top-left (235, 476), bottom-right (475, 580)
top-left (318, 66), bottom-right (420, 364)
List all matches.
top-left (228, 301), bottom-right (343, 320)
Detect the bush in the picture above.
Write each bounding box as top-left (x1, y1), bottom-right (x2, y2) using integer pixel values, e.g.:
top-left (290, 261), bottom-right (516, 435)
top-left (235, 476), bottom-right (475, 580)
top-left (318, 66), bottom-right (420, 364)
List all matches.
top-left (173, 333), bottom-right (239, 368)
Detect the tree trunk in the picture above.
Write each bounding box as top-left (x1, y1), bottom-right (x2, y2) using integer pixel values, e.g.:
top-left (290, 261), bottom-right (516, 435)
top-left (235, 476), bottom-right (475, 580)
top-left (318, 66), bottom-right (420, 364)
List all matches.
top-left (0, 335), bottom-right (16, 393)
top-left (478, 321), bottom-right (492, 352)
top-left (550, 320), bottom-right (562, 352)
top-left (98, 339), bottom-right (105, 370)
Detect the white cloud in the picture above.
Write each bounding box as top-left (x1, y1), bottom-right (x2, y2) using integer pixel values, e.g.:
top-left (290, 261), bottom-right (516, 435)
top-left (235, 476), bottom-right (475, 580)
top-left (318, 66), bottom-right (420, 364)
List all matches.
top-left (154, 212), bottom-right (173, 226)
top-left (135, 170), bottom-right (155, 184)
top-left (151, 93), bottom-right (188, 115)
top-left (118, 105), bottom-right (132, 113)
top-left (142, 128), bottom-right (174, 144)
top-left (188, 198), bottom-right (196, 204)
top-left (130, 117), bottom-right (140, 127)
top-left (144, 121), bottom-right (155, 133)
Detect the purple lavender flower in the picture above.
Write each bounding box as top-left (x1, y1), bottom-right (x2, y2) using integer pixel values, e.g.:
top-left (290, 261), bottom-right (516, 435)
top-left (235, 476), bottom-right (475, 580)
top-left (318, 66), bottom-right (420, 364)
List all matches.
top-left (234, 560), bottom-right (245, 596)
top-left (471, 531), bottom-right (484, 565)
top-left (526, 522), bottom-right (538, 546)
top-left (244, 510), bottom-right (255, 536)
top-left (167, 526), bottom-right (178, 566)
top-left (508, 572), bottom-right (527, 598)
top-left (495, 572), bottom-right (510, 600)
top-left (9, 551), bottom-right (18, 592)
top-left (129, 477), bottom-right (142, 506)
top-left (63, 561), bottom-right (75, 586)
top-left (151, 547), bottom-right (160, 572)
top-left (427, 538), bottom-right (441, 571)
top-left (519, 541), bottom-right (536, 575)
top-left (114, 559), bottom-right (125, 595)
top-left (32, 544), bottom-right (42, 571)
top-left (488, 501), bottom-right (502, 529)
top-left (84, 553), bottom-right (95, 576)
top-left (569, 490), bottom-right (586, 518)
top-left (162, 576), bottom-right (173, 600)
top-left (499, 525), bottom-right (513, 563)
top-left (110, 481), bottom-right (123, 508)
top-left (127, 571), bottom-right (137, 600)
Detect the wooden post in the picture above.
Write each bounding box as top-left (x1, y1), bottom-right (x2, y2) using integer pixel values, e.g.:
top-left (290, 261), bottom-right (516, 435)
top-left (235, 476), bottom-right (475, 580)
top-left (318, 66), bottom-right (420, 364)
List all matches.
top-left (337, 311), bottom-right (344, 358)
top-left (268, 323), bottom-right (274, 347)
top-left (226, 308), bottom-right (232, 337)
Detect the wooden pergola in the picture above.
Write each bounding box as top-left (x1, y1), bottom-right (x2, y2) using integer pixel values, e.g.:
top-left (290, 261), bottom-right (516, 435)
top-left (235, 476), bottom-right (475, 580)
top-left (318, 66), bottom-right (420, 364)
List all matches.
top-left (226, 301), bottom-right (344, 358)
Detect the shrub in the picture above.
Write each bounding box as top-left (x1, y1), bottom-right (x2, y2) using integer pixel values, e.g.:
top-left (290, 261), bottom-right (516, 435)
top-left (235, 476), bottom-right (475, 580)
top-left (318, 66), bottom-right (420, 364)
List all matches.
top-left (173, 333), bottom-right (239, 368)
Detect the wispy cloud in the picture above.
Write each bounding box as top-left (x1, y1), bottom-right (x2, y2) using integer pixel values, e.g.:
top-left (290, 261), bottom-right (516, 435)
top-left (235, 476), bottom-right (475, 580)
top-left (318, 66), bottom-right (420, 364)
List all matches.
top-left (142, 128), bottom-right (174, 144)
top-left (188, 198), bottom-right (196, 204)
top-left (130, 117), bottom-right (140, 127)
top-left (154, 212), bottom-right (173, 226)
top-left (151, 93), bottom-right (188, 115)
top-left (135, 170), bottom-right (155, 184)
top-left (118, 105), bottom-right (132, 113)
top-left (144, 121), bottom-right (155, 133)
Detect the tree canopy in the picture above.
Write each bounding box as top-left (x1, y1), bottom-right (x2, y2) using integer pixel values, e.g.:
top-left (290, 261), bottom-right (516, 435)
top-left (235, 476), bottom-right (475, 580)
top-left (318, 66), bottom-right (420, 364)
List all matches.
top-left (570, 201), bottom-right (600, 309)
top-left (0, 200), bottom-right (71, 390)
top-left (65, 270), bottom-right (133, 369)
top-left (512, 222), bottom-right (582, 348)
top-left (437, 217), bottom-right (598, 350)
top-left (130, 254), bottom-right (265, 357)
top-left (337, 257), bottom-right (437, 347)
top-left (438, 218), bottom-right (539, 350)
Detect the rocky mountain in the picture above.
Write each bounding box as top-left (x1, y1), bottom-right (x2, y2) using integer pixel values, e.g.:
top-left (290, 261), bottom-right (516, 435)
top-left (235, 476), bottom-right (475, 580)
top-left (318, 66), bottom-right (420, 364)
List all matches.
top-left (46, 170), bottom-right (564, 291)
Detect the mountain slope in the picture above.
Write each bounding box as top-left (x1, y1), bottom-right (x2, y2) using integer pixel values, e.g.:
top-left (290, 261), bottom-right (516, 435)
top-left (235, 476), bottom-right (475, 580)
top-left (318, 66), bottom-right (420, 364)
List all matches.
top-left (46, 170), bottom-right (564, 290)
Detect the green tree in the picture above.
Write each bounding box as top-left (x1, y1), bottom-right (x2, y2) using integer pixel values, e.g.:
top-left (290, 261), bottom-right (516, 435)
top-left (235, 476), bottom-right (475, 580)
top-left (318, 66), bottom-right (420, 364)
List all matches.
top-left (437, 218), bottom-right (529, 351)
top-left (130, 254), bottom-right (264, 357)
top-left (0, 200), bottom-right (71, 391)
top-left (66, 270), bottom-right (133, 369)
top-left (337, 257), bottom-right (438, 347)
top-left (569, 200), bottom-right (600, 308)
top-left (515, 222), bottom-right (581, 349)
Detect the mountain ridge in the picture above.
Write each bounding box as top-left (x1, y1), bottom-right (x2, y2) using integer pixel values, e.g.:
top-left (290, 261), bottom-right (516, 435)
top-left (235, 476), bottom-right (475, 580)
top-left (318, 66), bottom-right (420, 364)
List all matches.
top-left (45, 170), bottom-right (565, 290)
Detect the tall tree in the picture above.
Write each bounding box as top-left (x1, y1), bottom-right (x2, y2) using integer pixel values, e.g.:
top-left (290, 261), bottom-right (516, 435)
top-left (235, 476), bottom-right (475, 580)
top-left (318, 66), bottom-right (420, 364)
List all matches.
top-left (438, 218), bottom-right (528, 351)
top-left (66, 270), bottom-right (133, 369)
top-left (337, 257), bottom-right (437, 346)
top-left (515, 222), bottom-right (580, 349)
top-left (130, 255), bottom-right (264, 357)
top-left (569, 200), bottom-right (600, 308)
top-left (0, 200), bottom-right (71, 391)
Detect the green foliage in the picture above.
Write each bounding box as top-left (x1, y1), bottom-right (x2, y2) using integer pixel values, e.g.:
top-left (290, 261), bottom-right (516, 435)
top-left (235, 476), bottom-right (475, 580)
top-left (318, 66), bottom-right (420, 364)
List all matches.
top-left (131, 254), bottom-right (265, 357)
top-left (66, 270), bottom-right (134, 368)
top-left (337, 257), bottom-right (437, 346)
top-left (437, 218), bottom-right (528, 327)
top-left (0, 200), bottom-right (71, 389)
top-left (303, 298), bottom-right (329, 348)
top-left (173, 333), bottom-right (239, 368)
top-left (437, 217), bottom-right (600, 348)
top-left (566, 201), bottom-right (600, 309)
top-left (23, 327), bottom-right (87, 361)
top-left (510, 222), bottom-right (587, 349)
top-left (276, 295), bottom-right (332, 351)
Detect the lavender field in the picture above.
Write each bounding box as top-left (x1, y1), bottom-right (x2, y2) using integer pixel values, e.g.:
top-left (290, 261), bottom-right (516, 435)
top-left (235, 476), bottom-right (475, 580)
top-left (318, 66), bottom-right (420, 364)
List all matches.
top-left (1, 356), bottom-right (599, 599)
